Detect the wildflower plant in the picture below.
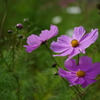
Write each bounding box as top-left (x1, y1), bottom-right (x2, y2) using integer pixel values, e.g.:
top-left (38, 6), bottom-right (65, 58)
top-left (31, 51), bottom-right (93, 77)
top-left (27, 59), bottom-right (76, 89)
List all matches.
top-left (24, 25), bottom-right (100, 99)
top-left (1, 0), bottom-right (100, 99)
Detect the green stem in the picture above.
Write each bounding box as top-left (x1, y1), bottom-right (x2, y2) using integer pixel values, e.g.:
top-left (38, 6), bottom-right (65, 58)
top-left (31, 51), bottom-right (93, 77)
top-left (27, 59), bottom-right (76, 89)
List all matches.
top-left (0, 0), bottom-right (8, 37)
top-left (45, 43), bottom-right (59, 70)
top-left (44, 43), bottom-right (80, 95)
top-left (73, 85), bottom-right (81, 94)
top-left (0, 49), bottom-right (20, 100)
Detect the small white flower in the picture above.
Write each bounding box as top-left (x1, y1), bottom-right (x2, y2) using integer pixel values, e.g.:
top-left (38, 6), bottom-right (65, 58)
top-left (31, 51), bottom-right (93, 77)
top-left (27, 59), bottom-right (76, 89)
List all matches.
top-left (66, 6), bottom-right (81, 14)
top-left (51, 16), bottom-right (62, 24)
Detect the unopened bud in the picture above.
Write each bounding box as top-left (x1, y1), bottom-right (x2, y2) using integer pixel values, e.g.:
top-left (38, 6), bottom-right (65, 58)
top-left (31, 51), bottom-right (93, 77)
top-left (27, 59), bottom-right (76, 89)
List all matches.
top-left (16, 23), bottom-right (23, 29)
top-left (52, 63), bottom-right (57, 68)
top-left (19, 35), bottom-right (23, 39)
top-left (8, 30), bottom-right (13, 34)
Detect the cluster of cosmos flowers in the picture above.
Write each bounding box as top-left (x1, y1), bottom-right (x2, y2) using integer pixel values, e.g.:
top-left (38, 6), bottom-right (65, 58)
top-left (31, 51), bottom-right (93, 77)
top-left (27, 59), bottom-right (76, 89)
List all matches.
top-left (24, 25), bottom-right (100, 88)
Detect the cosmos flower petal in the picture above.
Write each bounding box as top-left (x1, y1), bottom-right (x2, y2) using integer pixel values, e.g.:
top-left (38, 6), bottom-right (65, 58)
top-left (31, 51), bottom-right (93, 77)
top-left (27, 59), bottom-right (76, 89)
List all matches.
top-left (49, 25), bottom-right (58, 37)
top-left (78, 48), bottom-right (86, 54)
top-left (74, 77), bottom-right (85, 84)
top-left (64, 59), bottom-right (78, 71)
top-left (23, 34), bottom-right (42, 53)
top-left (79, 56), bottom-right (92, 71)
top-left (67, 47), bottom-right (80, 61)
top-left (58, 67), bottom-right (71, 78)
top-left (53, 48), bottom-right (73, 57)
top-left (82, 77), bottom-right (96, 88)
top-left (40, 25), bottom-right (58, 41)
top-left (58, 68), bottom-right (78, 83)
top-left (67, 75), bottom-right (78, 84)
top-left (50, 26), bottom-right (98, 59)
top-left (58, 56), bottom-right (99, 88)
top-left (50, 41), bottom-right (70, 53)
top-left (79, 29), bottom-right (98, 50)
top-left (40, 30), bottom-right (50, 41)
top-left (85, 62), bottom-right (100, 78)
top-left (27, 34), bottom-right (41, 46)
top-left (72, 26), bottom-right (85, 41)
top-left (57, 35), bottom-right (72, 45)
top-left (23, 45), bottom-right (40, 53)
top-left (24, 25), bottom-right (58, 52)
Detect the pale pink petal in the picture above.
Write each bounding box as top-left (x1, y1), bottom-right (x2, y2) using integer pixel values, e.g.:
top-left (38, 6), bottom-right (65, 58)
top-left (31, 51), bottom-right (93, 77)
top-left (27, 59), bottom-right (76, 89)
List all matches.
top-left (79, 29), bottom-right (98, 50)
top-left (72, 26), bottom-right (85, 41)
top-left (50, 41), bottom-right (70, 53)
top-left (79, 56), bottom-right (92, 71)
top-left (53, 48), bottom-right (73, 57)
top-left (27, 34), bottom-right (41, 46)
top-left (78, 48), bottom-right (86, 54)
top-left (49, 25), bottom-right (58, 37)
top-left (67, 47), bottom-right (80, 61)
top-left (82, 77), bottom-right (96, 88)
top-left (64, 59), bottom-right (78, 72)
top-left (40, 25), bottom-right (58, 41)
top-left (40, 30), bottom-right (50, 41)
top-left (57, 35), bottom-right (72, 45)
top-left (23, 44), bottom-right (40, 53)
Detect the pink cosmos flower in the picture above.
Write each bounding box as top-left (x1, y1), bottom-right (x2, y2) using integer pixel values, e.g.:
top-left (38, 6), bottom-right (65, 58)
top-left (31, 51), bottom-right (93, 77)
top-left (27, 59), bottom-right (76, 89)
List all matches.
top-left (24, 25), bottom-right (58, 53)
top-left (50, 26), bottom-right (98, 60)
top-left (58, 56), bottom-right (100, 88)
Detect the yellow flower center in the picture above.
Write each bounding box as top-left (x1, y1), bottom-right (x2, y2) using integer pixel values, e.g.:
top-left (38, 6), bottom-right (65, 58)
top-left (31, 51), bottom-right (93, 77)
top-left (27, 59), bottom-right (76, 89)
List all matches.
top-left (71, 39), bottom-right (79, 47)
top-left (76, 71), bottom-right (85, 77)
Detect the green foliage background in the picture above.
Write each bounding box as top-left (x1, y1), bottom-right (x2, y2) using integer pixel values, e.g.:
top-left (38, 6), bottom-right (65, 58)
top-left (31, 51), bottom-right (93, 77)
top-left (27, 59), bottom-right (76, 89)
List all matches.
top-left (0, 0), bottom-right (100, 100)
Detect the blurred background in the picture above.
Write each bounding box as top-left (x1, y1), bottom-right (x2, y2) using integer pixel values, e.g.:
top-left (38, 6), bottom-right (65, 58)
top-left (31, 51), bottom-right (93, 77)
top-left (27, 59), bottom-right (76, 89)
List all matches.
top-left (0, 0), bottom-right (100, 100)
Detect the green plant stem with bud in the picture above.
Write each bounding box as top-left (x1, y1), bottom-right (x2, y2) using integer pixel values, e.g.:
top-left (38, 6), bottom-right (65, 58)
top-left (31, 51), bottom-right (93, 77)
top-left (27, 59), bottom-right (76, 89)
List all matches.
top-left (0, 1), bottom-right (21, 97)
top-left (44, 43), bottom-right (59, 70)
top-left (44, 43), bottom-right (81, 96)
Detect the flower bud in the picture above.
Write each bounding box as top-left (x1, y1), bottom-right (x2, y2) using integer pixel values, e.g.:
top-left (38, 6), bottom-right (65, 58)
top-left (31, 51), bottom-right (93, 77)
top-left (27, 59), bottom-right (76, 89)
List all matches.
top-left (18, 35), bottom-right (23, 39)
top-left (16, 23), bottom-right (23, 29)
top-left (52, 63), bottom-right (57, 68)
top-left (8, 30), bottom-right (13, 34)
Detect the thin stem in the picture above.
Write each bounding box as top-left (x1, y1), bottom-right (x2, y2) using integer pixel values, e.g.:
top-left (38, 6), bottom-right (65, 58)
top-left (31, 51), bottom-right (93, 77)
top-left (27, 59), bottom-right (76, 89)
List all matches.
top-left (0, 0), bottom-right (8, 37)
top-left (12, 46), bottom-right (15, 71)
top-left (44, 43), bottom-right (80, 96)
top-left (45, 43), bottom-right (59, 70)
top-left (0, 48), bottom-right (12, 72)
top-left (13, 73), bottom-right (21, 100)
top-left (0, 49), bottom-right (20, 100)
top-left (78, 95), bottom-right (82, 100)
top-left (73, 85), bottom-right (81, 94)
